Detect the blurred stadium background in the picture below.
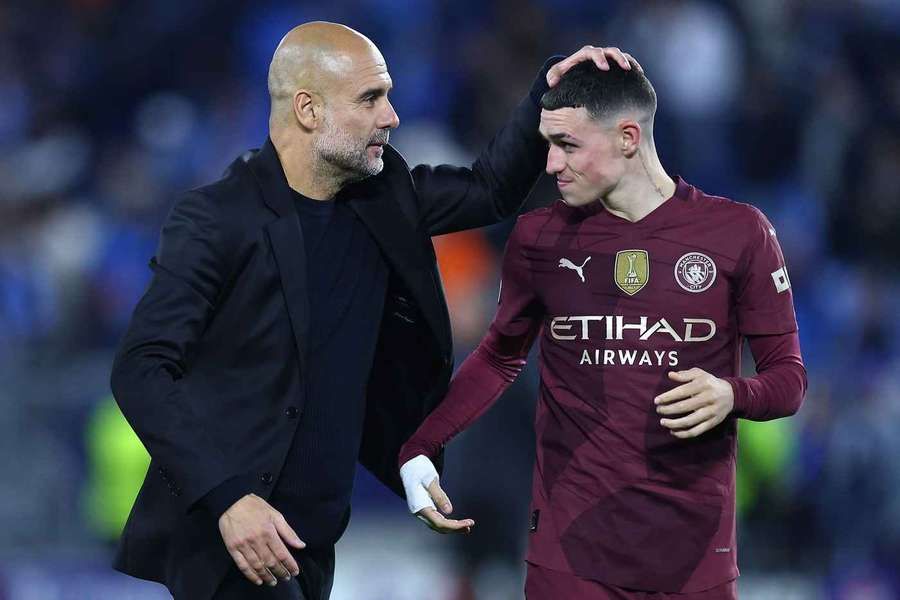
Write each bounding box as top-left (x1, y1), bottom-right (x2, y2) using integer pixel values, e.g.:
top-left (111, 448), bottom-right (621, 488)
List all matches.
top-left (2, 0), bottom-right (900, 598)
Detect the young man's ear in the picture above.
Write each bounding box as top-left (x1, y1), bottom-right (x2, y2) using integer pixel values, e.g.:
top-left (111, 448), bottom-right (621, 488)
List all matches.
top-left (619, 120), bottom-right (642, 157)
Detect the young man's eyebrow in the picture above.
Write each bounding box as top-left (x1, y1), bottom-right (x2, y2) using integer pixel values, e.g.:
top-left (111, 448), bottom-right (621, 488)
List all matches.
top-left (540, 131), bottom-right (576, 143)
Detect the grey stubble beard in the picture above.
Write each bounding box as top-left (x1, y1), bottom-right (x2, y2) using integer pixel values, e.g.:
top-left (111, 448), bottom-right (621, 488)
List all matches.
top-left (313, 113), bottom-right (386, 190)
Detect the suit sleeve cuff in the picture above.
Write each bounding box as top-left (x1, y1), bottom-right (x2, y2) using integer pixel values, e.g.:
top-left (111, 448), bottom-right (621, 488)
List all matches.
top-left (530, 55), bottom-right (566, 107)
top-left (196, 475), bottom-right (253, 520)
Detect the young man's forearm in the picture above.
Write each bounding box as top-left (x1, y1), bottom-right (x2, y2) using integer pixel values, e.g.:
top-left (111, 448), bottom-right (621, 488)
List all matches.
top-left (725, 331), bottom-right (807, 421)
top-left (399, 326), bottom-right (535, 465)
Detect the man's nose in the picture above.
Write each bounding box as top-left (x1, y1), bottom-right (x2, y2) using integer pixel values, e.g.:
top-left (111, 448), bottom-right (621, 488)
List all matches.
top-left (380, 99), bottom-right (400, 129)
top-left (546, 146), bottom-right (565, 174)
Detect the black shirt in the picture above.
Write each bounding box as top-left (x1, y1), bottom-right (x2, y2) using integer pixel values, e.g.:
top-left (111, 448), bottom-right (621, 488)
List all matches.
top-left (267, 190), bottom-right (389, 546)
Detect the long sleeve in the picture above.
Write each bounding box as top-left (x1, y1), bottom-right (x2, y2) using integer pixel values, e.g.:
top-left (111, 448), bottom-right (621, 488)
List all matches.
top-left (725, 206), bottom-right (806, 421)
top-left (110, 190), bottom-right (241, 513)
top-left (410, 56), bottom-right (563, 236)
top-left (725, 331), bottom-right (807, 421)
top-left (399, 221), bottom-right (543, 465)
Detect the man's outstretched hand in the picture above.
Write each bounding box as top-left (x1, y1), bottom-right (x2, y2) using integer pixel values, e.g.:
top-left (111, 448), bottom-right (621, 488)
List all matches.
top-left (218, 493), bottom-right (306, 587)
top-left (400, 455), bottom-right (474, 534)
top-left (547, 45), bottom-right (642, 87)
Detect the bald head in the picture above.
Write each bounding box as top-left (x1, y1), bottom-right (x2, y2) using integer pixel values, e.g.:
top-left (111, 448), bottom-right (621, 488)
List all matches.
top-left (266, 22), bottom-right (399, 197)
top-left (268, 22), bottom-right (384, 125)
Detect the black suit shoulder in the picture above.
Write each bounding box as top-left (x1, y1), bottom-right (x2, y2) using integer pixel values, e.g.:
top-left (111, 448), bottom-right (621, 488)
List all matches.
top-left (164, 153), bottom-right (274, 262)
top-left (189, 154), bottom-right (266, 220)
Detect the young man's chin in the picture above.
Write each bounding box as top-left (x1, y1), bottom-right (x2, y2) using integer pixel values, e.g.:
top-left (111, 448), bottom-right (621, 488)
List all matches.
top-left (560, 193), bottom-right (593, 208)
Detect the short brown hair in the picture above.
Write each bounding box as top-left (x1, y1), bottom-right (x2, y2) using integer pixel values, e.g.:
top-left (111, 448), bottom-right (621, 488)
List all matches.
top-left (541, 59), bottom-right (657, 121)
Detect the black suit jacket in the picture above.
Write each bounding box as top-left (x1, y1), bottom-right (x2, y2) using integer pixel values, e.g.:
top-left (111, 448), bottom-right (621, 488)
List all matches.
top-left (110, 64), bottom-right (554, 599)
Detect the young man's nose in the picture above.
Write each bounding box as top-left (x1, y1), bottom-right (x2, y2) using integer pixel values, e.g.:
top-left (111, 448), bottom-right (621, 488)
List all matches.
top-left (546, 146), bottom-right (565, 174)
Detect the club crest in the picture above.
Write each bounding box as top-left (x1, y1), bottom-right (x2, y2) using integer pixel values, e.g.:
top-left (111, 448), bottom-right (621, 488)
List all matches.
top-left (614, 249), bottom-right (649, 295)
top-left (674, 252), bottom-right (717, 293)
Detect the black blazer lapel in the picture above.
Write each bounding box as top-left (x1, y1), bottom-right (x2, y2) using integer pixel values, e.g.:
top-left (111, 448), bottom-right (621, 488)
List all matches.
top-left (244, 139), bottom-right (310, 375)
top-left (343, 154), bottom-right (452, 357)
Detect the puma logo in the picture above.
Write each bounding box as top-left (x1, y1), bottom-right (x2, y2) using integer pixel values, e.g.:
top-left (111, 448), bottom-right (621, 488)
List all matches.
top-left (558, 256), bottom-right (591, 283)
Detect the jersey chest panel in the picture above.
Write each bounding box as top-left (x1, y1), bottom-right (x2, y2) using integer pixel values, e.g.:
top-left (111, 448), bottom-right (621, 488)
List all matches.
top-left (530, 224), bottom-right (743, 374)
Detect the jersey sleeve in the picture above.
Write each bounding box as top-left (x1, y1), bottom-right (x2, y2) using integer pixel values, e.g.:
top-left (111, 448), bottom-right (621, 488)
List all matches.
top-left (734, 208), bottom-right (798, 336)
top-left (491, 218), bottom-right (545, 346)
top-left (725, 331), bottom-right (807, 421)
top-left (398, 219), bottom-right (544, 464)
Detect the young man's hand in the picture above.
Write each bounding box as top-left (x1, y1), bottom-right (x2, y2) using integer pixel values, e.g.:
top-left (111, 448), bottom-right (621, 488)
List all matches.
top-left (655, 368), bottom-right (736, 438)
top-left (400, 455), bottom-right (474, 534)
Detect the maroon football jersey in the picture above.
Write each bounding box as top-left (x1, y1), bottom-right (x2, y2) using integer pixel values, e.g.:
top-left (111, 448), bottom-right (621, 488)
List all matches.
top-left (491, 177), bottom-right (798, 592)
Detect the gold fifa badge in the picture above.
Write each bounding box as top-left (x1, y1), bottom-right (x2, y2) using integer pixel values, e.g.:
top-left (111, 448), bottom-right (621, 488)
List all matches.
top-left (614, 249), bottom-right (649, 295)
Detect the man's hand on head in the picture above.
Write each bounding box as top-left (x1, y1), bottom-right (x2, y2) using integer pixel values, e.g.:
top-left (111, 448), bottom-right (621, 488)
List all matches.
top-left (547, 46), bottom-right (642, 87)
top-left (654, 368), bottom-right (735, 439)
top-left (218, 494), bottom-right (306, 587)
top-left (400, 455), bottom-right (474, 535)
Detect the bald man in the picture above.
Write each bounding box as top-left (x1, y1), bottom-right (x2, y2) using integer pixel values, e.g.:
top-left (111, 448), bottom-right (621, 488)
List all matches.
top-left (111, 22), bottom-right (635, 600)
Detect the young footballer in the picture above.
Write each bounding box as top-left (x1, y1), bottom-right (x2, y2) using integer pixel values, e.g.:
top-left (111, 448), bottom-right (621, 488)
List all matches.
top-left (399, 59), bottom-right (806, 599)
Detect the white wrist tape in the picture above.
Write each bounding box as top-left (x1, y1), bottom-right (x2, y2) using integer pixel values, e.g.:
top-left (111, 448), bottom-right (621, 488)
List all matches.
top-left (399, 455), bottom-right (439, 514)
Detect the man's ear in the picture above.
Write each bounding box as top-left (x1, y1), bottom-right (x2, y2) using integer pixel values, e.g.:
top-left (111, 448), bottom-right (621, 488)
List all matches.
top-left (293, 90), bottom-right (322, 130)
top-left (619, 120), bottom-right (642, 157)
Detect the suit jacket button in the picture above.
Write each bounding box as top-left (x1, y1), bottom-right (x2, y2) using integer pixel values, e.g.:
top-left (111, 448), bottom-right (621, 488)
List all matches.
top-left (260, 472), bottom-right (274, 485)
top-left (285, 406), bottom-right (299, 419)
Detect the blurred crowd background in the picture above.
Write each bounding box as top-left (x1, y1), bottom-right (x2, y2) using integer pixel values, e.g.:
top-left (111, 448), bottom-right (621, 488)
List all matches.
top-left (2, 0), bottom-right (900, 598)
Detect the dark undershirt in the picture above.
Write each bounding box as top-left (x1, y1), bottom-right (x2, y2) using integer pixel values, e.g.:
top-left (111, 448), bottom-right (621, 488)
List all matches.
top-left (293, 191), bottom-right (335, 255)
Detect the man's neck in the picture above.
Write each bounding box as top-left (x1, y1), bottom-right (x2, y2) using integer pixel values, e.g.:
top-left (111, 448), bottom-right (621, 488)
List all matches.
top-left (600, 148), bottom-right (675, 222)
top-left (272, 135), bottom-right (344, 201)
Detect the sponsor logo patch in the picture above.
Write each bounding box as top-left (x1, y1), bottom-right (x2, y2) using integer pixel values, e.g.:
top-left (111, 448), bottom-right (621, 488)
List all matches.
top-left (614, 249), bottom-right (649, 295)
top-left (674, 252), bottom-right (716, 293)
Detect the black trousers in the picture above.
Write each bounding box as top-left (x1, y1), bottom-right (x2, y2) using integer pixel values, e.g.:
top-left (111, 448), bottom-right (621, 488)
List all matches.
top-left (212, 545), bottom-right (335, 600)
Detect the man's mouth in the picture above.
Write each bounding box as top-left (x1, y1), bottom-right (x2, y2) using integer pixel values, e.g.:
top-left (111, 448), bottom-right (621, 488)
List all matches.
top-left (367, 142), bottom-right (385, 157)
top-left (367, 134), bottom-right (389, 148)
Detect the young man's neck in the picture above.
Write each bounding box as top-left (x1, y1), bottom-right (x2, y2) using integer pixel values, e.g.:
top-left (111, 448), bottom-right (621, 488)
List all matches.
top-left (601, 147), bottom-right (675, 223)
